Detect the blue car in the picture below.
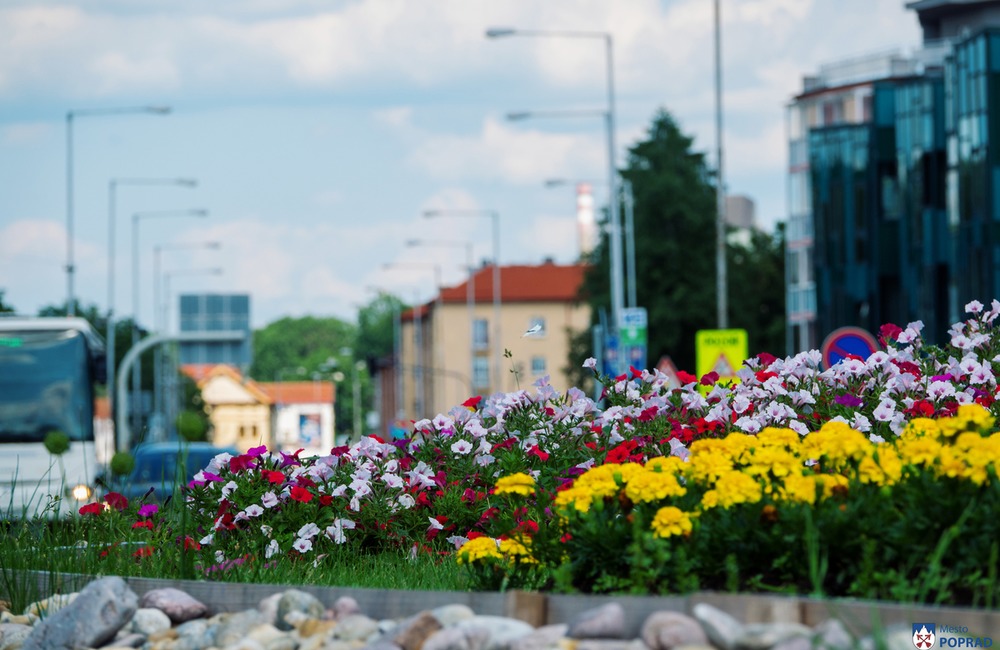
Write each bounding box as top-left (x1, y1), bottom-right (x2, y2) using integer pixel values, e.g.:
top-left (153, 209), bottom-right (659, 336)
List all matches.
top-left (118, 441), bottom-right (240, 504)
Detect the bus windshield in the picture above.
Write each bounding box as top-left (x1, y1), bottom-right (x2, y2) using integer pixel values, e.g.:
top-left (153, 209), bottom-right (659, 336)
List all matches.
top-left (0, 325), bottom-right (97, 442)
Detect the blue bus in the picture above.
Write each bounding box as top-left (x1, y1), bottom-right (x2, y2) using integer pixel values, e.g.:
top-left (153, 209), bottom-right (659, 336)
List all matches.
top-left (0, 316), bottom-right (106, 517)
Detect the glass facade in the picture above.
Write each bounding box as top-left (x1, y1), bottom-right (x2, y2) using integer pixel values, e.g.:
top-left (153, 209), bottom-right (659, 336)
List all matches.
top-left (788, 27), bottom-right (1000, 351)
top-left (178, 293), bottom-right (252, 370)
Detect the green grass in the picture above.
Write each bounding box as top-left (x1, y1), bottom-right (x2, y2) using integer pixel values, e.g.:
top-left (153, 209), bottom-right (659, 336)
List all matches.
top-left (0, 510), bottom-right (471, 614)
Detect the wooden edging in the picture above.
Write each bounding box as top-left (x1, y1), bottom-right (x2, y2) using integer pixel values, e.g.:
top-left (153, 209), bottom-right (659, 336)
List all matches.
top-left (10, 571), bottom-right (1000, 636)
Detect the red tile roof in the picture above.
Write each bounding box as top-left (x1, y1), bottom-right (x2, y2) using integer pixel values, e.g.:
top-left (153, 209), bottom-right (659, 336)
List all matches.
top-left (402, 261), bottom-right (589, 320)
top-left (258, 381), bottom-right (335, 404)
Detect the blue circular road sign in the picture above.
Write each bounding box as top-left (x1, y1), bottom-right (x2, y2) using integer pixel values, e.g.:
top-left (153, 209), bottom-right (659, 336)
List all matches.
top-left (821, 326), bottom-right (880, 369)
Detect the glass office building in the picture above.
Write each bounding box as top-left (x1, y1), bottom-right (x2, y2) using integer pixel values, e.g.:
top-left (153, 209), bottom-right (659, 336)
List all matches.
top-left (787, 3), bottom-right (1000, 352)
top-left (178, 293), bottom-right (252, 370)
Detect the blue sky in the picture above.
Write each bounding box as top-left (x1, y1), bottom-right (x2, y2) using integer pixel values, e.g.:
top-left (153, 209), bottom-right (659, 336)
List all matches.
top-left (0, 0), bottom-right (921, 330)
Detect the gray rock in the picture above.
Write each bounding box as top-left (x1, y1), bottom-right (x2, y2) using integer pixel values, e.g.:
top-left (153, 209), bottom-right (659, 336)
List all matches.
top-left (568, 603), bottom-right (626, 639)
top-left (22, 593), bottom-right (77, 618)
top-left (454, 616), bottom-right (535, 650)
top-left (108, 631), bottom-right (147, 648)
top-left (364, 641), bottom-right (405, 650)
top-left (216, 610), bottom-right (268, 647)
top-left (393, 611), bottom-right (443, 650)
top-left (127, 606), bottom-right (173, 636)
top-left (860, 625), bottom-right (913, 650)
top-left (333, 614), bottom-right (381, 641)
top-left (21, 575), bottom-right (138, 650)
top-left (423, 625), bottom-right (490, 650)
top-left (258, 593), bottom-right (282, 627)
top-left (431, 604), bottom-right (476, 627)
top-left (509, 623), bottom-right (568, 650)
top-left (332, 596), bottom-right (362, 620)
top-left (576, 640), bottom-right (648, 650)
top-left (692, 604), bottom-right (743, 650)
top-left (812, 619), bottom-right (854, 650)
top-left (735, 623), bottom-right (811, 650)
top-left (140, 587), bottom-right (210, 624)
top-left (0, 623), bottom-right (33, 650)
top-left (276, 589), bottom-right (325, 631)
top-left (641, 611), bottom-right (708, 650)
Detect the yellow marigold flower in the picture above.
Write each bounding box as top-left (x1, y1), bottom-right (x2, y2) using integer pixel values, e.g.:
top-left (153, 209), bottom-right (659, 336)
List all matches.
top-left (701, 489), bottom-right (719, 508)
top-left (756, 427), bottom-right (803, 450)
top-left (651, 506), bottom-right (694, 538)
top-left (498, 537), bottom-right (538, 564)
top-left (624, 468), bottom-right (686, 503)
top-left (553, 485), bottom-right (595, 514)
top-left (934, 447), bottom-right (967, 480)
top-left (645, 456), bottom-right (685, 475)
top-left (815, 474), bottom-right (849, 499)
top-left (874, 447), bottom-right (903, 485)
top-left (704, 471), bottom-right (762, 509)
top-left (896, 436), bottom-right (943, 468)
top-left (456, 536), bottom-right (501, 565)
top-left (494, 473), bottom-right (536, 497)
top-left (742, 447), bottom-right (801, 479)
top-left (802, 425), bottom-right (871, 466)
top-left (779, 473), bottom-right (818, 504)
top-left (902, 417), bottom-right (941, 439)
top-left (685, 451), bottom-right (734, 485)
top-left (720, 433), bottom-right (756, 458)
top-left (938, 403), bottom-right (995, 437)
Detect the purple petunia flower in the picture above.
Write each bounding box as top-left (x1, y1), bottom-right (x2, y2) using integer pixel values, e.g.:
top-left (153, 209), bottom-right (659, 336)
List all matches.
top-left (834, 394), bottom-right (864, 408)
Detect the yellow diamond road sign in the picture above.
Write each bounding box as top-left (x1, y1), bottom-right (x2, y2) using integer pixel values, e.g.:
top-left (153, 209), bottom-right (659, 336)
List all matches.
top-left (695, 329), bottom-right (748, 385)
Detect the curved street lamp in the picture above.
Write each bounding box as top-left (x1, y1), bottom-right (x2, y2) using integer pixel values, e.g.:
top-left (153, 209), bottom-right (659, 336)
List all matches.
top-left (66, 105), bottom-right (171, 314)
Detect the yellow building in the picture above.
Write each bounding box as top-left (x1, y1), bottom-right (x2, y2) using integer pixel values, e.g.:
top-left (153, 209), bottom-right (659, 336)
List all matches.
top-left (394, 261), bottom-right (591, 423)
top-left (183, 364), bottom-right (335, 454)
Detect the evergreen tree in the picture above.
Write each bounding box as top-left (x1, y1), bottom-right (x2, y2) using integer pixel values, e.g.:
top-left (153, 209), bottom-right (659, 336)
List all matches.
top-left (574, 109), bottom-right (784, 376)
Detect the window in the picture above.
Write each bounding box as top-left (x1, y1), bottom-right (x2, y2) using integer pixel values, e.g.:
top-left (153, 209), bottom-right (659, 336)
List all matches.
top-left (526, 316), bottom-right (546, 337)
top-left (531, 356), bottom-right (546, 376)
top-left (473, 357), bottom-right (490, 390)
top-left (473, 319), bottom-right (489, 350)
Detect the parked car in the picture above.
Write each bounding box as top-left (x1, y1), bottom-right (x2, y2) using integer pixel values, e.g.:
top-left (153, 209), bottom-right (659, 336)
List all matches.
top-left (117, 441), bottom-right (239, 503)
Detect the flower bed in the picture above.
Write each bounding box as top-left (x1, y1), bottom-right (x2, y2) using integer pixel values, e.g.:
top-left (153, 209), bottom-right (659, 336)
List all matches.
top-left (73, 302), bottom-right (1000, 606)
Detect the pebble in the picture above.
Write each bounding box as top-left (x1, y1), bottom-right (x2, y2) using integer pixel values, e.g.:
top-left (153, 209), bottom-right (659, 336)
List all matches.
top-left (0, 577), bottom-right (893, 650)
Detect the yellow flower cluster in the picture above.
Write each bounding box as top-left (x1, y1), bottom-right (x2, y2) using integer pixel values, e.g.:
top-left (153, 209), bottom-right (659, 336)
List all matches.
top-left (494, 472), bottom-right (536, 497)
top-left (456, 535), bottom-right (537, 566)
top-left (544, 403), bottom-right (1000, 543)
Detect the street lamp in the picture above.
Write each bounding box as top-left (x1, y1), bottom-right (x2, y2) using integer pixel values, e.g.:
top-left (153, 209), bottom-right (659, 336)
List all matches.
top-left (365, 286), bottom-right (405, 430)
top-left (153, 241), bottom-right (221, 418)
top-left (107, 176), bottom-right (197, 418)
top-left (66, 105), bottom-right (172, 315)
top-left (486, 27), bottom-right (624, 371)
top-left (383, 262), bottom-right (443, 419)
top-left (406, 238), bottom-right (476, 400)
top-left (544, 176), bottom-right (637, 309)
top-left (422, 209), bottom-right (502, 392)
top-left (159, 267), bottom-right (223, 441)
top-left (130, 208), bottom-right (208, 436)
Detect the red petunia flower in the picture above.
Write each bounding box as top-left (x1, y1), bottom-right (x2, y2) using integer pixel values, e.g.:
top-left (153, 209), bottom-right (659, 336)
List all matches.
top-left (104, 492), bottom-right (128, 511)
top-left (262, 470), bottom-right (285, 485)
top-left (462, 395), bottom-right (483, 409)
top-left (289, 486), bottom-right (313, 503)
top-left (79, 502), bottom-right (103, 516)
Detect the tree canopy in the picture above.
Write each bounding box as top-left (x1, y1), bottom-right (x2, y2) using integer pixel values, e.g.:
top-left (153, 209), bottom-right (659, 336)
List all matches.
top-left (575, 109), bottom-right (785, 376)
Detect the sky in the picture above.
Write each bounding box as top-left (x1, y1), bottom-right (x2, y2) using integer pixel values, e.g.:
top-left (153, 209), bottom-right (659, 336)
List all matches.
top-left (0, 0), bottom-right (922, 331)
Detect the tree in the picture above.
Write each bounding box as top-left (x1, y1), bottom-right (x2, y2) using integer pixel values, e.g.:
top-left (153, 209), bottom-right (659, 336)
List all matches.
top-left (574, 109), bottom-right (785, 376)
top-left (727, 225), bottom-right (786, 359)
top-left (356, 291), bottom-right (408, 371)
top-left (0, 291), bottom-right (14, 314)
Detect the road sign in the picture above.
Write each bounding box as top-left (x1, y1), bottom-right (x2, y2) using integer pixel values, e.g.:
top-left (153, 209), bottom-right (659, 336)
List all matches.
top-left (656, 355), bottom-right (681, 389)
top-left (821, 326), bottom-right (879, 369)
top-left (695, 329), bottom-right (748, 386)
top-left (619, 307), bottom-right (648, 371)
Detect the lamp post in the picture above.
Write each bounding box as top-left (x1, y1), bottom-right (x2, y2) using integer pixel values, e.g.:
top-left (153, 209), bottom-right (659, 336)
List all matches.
top-left (107, 176), bottom-right (196, 420)
top-left (423, 209), bottom-right (501, 392)
top-left (159, 267), bottom-right (223, 441)
top-left (714, 0), bottom-right (728, 328)
top-left (365, 286), bottom-right (404, 429)
top-left (382, 262), bottom-right (443, 419)
top-left (130, 209), bottom-right (208, 437)
top-left (406, 238), bottom-right (476, 400)
top-left (153, 242), bottom-right (221, 418)
top-left (487, 27), bottom-right (624, 370)
top-left (66, 105), bottom-right (171, 315)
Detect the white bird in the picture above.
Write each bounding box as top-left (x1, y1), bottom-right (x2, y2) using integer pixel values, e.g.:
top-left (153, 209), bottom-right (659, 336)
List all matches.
top-left (522, 323), bottom-right (543, 337)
